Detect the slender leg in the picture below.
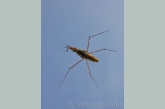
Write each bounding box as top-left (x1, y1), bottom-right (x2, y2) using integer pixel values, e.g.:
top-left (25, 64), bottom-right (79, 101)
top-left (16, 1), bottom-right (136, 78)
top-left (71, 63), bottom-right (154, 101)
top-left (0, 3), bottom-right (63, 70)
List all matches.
top-left (90, 48), bottom-right (118, 54)
top-left (59, 58), bottom-right (84, 89)
top-left (87, 30), bottom-right (110, 52)
top-left (86, 59), bottom-right (98, 87)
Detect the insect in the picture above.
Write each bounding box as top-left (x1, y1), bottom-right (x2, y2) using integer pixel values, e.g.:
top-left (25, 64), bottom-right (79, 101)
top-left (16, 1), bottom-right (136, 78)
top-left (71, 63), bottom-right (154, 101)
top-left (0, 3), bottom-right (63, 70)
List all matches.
top-left (59, 30), bottom-right (117, 88)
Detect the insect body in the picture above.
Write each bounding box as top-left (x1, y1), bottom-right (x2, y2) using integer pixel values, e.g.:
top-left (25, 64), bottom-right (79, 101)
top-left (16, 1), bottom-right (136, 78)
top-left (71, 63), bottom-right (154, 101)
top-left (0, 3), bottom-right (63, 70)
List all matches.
top-left (68, 46), bottom-right (99, 62)
top-left (59, 30), bottom-right (117, 88)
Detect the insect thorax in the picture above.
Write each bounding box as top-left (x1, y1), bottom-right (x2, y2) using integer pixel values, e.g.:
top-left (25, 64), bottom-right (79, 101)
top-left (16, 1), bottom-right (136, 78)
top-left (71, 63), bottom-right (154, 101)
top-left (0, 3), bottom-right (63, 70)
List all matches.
top-left (76, 49), bottom-right (87, 58)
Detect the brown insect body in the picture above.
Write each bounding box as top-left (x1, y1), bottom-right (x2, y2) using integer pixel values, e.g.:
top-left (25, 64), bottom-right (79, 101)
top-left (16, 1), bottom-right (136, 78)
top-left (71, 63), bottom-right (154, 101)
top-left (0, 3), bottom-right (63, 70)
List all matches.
top-left (69, 46), bottom-right (99, 62)
top-left (59, 30), bottom-right (117, 88)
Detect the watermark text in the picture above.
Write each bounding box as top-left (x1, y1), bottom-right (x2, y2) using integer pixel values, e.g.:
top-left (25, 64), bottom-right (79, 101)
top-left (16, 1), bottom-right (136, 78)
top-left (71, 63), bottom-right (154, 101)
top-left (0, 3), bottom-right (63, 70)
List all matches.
top-left (67, 100), bottom-right (122, 108)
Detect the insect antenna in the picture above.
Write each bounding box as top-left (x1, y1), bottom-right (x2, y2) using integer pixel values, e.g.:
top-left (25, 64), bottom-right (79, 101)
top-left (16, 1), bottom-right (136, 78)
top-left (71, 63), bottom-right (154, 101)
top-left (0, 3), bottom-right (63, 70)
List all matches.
top-left (64, 43), bottom-right (69, 52)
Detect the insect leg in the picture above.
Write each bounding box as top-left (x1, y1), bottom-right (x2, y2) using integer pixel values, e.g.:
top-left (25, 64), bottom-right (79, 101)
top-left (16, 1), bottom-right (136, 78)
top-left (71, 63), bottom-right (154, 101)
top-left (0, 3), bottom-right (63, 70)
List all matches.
top-left (59, 58), bottom-right (84, 89)
top-left (86, 59), bottom-right (98, 87)
top-left (90, 48), bottom-right (118, 54)
top-left (86, 30), bottom-right (110, 52)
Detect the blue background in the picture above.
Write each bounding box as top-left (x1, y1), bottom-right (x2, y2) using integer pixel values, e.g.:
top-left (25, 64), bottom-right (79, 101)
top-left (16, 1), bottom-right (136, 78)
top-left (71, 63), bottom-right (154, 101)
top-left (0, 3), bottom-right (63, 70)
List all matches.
top-left (42, 0), bottom-right (124, 109)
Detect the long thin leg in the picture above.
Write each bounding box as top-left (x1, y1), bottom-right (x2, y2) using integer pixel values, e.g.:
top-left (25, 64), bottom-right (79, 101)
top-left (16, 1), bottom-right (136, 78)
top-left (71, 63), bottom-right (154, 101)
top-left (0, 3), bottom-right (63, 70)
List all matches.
top-left (59, 58), bottom-right (84, 89)
top-left (86, 59), bottom-right (98, 87)
top-left (87, 30), bottom-right (110, 52)
top-left (90, 48), bottom-right (118, 54)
